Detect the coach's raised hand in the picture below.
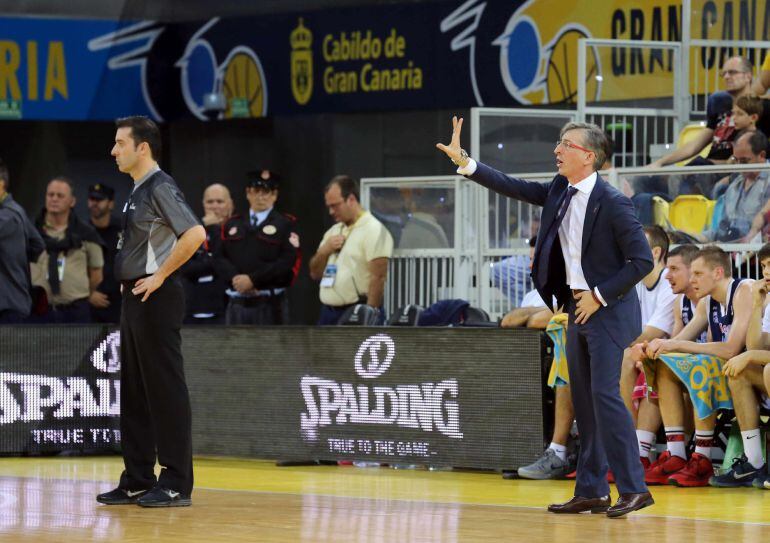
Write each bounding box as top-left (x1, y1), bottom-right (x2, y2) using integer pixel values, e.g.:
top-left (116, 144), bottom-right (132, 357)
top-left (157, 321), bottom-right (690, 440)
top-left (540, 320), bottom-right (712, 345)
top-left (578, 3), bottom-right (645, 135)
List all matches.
top-left (436, 116), bottom-right (469, 168)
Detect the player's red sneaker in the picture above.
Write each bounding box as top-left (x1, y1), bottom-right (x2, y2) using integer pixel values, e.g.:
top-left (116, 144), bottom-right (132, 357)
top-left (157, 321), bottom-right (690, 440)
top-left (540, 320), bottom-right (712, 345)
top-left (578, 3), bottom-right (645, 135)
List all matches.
top-left (641, 456), bottom-right (651, 470)
top-left (668, 452), bottom-right (713, 487)
top-left (644, 450), bottom-right (686, 485)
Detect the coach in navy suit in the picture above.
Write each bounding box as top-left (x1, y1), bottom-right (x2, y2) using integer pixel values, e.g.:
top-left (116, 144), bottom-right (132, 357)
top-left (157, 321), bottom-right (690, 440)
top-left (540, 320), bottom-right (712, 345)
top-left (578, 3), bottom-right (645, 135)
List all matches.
top-left (438, 118), bottom-right (654, 518)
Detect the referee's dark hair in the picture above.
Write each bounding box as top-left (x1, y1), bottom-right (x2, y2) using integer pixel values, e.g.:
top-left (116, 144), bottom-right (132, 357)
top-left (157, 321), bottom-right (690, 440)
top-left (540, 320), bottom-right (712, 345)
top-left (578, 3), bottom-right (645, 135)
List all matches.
top-left (643, 224), bottom-right (669, 263)
top-left (528, 235), bottom-right (537, 248)
top-left (325, 175), bottom-right (360, 202)
top-left (116, 115), bottom-right (162, 161)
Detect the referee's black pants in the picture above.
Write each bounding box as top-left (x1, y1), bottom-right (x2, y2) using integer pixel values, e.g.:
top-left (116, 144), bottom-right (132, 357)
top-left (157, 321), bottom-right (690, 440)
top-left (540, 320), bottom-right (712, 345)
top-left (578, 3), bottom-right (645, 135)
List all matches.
top-left (118, 276), bottom-right (193, 495)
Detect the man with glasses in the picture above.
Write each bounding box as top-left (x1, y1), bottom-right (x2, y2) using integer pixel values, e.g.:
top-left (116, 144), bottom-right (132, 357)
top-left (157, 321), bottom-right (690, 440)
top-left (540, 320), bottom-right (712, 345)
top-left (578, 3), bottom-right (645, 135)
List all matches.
top-left (714, 130), bottom-right (770, 242)
top-left (650, 56), bottom-right (768, 168)
top-left (309, 175), bottom-right (393, 325)
top-left (438, 119), bottom-right (654, 517)
top-left (217, 170), bottom-right (300, 325)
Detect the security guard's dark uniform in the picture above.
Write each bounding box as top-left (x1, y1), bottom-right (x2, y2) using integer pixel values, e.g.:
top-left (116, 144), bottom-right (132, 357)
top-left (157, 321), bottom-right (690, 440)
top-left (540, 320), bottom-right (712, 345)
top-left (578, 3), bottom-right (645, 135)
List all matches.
top-left (218, 208), bottom-right (300, 324)
top-left (179, 224), bottom-right (227, 324)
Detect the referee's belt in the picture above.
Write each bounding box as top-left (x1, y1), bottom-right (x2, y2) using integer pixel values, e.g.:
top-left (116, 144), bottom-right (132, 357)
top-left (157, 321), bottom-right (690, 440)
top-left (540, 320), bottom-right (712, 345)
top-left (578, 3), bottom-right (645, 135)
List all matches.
top-left (120, 275), bottom-right (151, 289)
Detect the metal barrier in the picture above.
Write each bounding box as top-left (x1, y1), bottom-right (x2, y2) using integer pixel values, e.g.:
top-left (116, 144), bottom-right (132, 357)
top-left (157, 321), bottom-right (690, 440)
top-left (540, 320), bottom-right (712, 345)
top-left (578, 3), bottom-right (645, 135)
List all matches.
top-left (577, 38), bottom-right (685, 167)
top-left (364, 162), bottom-right (770, 321)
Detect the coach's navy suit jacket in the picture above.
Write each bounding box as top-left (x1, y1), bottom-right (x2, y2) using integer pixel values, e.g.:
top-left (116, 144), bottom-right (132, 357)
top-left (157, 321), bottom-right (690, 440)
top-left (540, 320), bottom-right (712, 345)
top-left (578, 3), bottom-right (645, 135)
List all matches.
top-left (469, 162), bottom-right (653, 347)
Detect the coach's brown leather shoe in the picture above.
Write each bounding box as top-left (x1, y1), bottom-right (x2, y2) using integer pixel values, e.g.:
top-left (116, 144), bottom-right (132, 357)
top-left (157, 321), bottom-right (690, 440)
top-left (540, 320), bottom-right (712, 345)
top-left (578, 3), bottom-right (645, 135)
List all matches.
top-left (547, 495), bottom-right (610, 514)
top-left (606, 491), bottom-right (654, 518)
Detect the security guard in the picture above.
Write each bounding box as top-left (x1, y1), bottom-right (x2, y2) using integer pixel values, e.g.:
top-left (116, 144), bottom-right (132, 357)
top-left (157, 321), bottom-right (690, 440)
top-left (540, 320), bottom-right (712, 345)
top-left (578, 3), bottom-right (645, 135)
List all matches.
top-left (217, 170), bottom-right (300, 325)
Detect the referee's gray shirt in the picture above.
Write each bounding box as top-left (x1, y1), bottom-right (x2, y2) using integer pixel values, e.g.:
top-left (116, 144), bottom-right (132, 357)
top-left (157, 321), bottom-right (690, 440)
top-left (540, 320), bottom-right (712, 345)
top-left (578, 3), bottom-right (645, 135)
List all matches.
top-left (115, 167), bottom-right (200, 281)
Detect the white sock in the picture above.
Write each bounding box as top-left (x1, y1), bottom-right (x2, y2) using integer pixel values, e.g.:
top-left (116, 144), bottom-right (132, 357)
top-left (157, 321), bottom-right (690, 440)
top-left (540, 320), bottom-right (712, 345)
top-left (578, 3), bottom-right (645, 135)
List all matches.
top-left (636, 430), bottom-right (656, 458)
top-left (694, 430), bottom-right (714, 459)
top-left (665, 426), bottom-right (686, 460)
top-left (741, 429), bottom-right (766, 468)
top-left (548, 442), bottom-right (568, 461)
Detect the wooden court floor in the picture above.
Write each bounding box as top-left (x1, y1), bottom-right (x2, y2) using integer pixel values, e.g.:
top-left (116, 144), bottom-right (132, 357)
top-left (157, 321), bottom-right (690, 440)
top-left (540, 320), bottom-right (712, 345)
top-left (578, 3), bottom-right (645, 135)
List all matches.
top-left (0, 456), bottom-right (768, 542)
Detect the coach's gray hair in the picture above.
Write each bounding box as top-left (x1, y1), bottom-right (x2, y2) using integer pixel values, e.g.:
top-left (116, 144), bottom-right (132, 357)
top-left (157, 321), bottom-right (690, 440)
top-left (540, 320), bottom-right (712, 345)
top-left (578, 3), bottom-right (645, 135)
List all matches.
top-left (560, 122), bottom-right (608, 170)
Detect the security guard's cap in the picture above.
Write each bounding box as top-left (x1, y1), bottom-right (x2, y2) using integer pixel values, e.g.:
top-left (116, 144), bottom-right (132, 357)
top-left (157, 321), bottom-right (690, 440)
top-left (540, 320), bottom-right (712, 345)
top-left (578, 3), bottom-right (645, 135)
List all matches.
top-left (88, 183), bottom-right (115, 201)
top-left (246, 169), bottom-right (281, 191)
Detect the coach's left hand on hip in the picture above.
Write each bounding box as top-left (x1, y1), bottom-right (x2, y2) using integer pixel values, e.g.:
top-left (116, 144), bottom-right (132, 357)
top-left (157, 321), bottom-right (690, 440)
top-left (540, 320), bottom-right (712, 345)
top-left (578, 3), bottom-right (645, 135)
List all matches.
top-left (574, 291), bottom-right (600, 324)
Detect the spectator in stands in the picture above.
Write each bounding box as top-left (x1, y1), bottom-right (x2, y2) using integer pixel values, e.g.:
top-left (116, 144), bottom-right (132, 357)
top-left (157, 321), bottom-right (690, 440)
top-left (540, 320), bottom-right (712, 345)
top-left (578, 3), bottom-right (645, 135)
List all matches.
top-left (87, 183), bottom-right (122, 324)
top-left (732, 95), bottom-right (763, 133)
top-left (310, 175), bottom-right (393, 325)
top-left (217, 171), bottom-right (300, 325)
top-left (0, 158), bottom-right (45, 323)
top-left (201, 183), bottom-right (233, 227)
top-left (649, 56), bottom-right (767, 168)
top-left (30, 177), bottom-right (104, 323)
top-left (645, 246), bottom-right (753, 487)
top-left (180, 183), bottom-right (233, 324)
top-left (710, 96), bottom-right (764, 199)
top-left (714, 242), bottom-right (770, 488)
top-left (713, 130), bottom-right (770, 242)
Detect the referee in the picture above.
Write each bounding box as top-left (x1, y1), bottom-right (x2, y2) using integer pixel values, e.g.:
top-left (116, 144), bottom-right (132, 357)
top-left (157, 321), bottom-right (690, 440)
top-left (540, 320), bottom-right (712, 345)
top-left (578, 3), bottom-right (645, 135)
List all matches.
top-left (97, 116), bottom-right (205, 508)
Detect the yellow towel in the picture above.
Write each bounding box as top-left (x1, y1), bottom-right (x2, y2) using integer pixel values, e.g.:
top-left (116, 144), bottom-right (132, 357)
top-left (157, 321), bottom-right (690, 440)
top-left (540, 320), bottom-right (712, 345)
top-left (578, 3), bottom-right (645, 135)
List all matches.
top-left (545, 313), bottom-right (569, 387)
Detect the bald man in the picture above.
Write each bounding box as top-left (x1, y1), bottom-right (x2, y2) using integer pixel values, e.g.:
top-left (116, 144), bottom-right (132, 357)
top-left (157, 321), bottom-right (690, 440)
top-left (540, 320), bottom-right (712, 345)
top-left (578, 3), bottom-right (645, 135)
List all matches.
top-left (202, 183), bottom-right (233, 227)
top-left (179, 183), bottom-right (233, 324)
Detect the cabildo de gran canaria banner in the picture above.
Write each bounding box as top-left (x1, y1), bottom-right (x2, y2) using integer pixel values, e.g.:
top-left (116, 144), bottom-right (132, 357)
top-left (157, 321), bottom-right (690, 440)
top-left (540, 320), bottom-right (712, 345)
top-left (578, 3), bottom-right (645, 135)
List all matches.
top-left (1, 0), bottom-right (769, 120)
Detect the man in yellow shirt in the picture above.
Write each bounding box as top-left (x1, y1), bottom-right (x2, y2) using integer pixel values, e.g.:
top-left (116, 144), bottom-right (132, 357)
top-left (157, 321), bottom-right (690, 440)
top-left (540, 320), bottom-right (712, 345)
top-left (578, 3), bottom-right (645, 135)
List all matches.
top-left (310, 175), bottom-right (393, 324)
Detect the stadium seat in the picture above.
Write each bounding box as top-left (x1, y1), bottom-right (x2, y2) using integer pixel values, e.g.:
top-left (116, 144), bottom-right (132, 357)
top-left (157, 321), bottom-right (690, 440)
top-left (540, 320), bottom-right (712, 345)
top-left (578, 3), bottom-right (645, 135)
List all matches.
top-left (675, 122), bottom-right (712, 166)
top-left (388, 304), bottom-right (424, 326)
top-left (668, 195), bottom-right (716, 234)
top-left (337, 304), bottom-right (380, 325)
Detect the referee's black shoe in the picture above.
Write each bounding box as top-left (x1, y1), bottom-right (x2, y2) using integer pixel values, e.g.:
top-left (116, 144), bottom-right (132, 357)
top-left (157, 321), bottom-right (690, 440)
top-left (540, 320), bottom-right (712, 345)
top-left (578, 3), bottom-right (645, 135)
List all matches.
top-left (136, 486), bottom-right (192, 508)
top-left (96, 487), bottom-right (150, 505)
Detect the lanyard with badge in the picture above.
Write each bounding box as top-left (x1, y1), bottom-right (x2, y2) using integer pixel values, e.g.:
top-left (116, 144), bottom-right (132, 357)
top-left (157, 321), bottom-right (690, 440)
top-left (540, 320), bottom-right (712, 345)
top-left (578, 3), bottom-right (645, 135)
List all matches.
top-left (321, 212), bottom-right (364, 288)
top-left (320, 224), bottom-right (345, 288)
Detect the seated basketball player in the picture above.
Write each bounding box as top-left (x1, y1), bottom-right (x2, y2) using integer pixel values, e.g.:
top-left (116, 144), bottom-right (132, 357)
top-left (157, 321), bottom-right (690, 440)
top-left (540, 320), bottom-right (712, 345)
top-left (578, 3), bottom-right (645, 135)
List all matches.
top-left (713, 243), bottom-right (770, 487)
top-left (645, 246), bottom-right (753, 487)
